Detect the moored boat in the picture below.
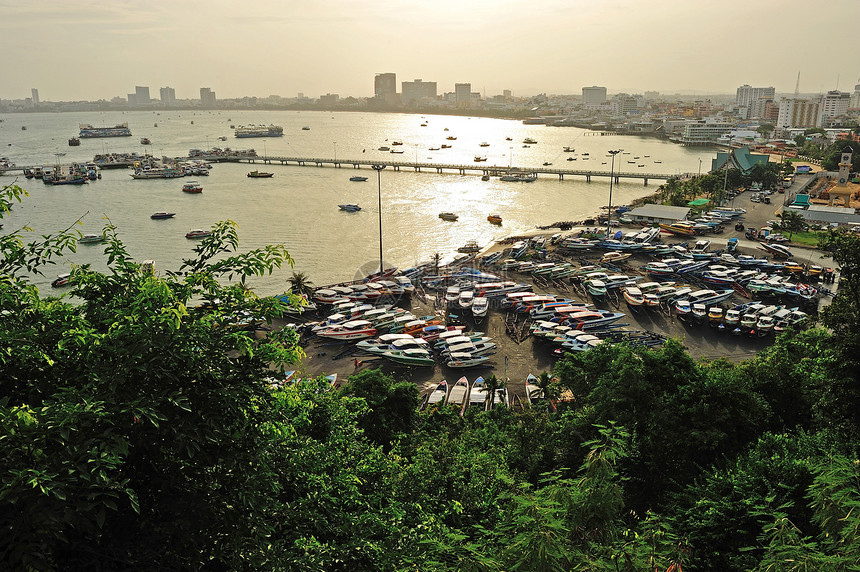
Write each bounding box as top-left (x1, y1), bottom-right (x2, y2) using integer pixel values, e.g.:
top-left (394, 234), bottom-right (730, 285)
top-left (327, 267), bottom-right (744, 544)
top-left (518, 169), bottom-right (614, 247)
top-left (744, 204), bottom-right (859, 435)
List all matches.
top-left (150, 212), bottom-right (176, 219)
top-left (439, 212), bottom-right (459, 221)
top-left (338, 204), bottom-right (361, 212)
top-left (349, 176), bottom-right (368, 182)
top-left (487, 214), bottom-right (503, 225)
top-left (78, 234), bottom-right (105, 244)
top-left (247, 170), bottom-right (274, 178)
top-left (185, 229), bottom-right (211, 239)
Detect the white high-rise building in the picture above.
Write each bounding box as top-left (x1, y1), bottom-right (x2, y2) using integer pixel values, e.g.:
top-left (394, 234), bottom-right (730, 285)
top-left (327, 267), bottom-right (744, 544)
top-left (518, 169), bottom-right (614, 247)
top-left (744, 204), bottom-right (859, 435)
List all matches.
top-left (736, 85), bottom-right (775, 119)
top-left (777, 98), bottom-right (820, 128)
top-left (820, 90), bottom-right (850, 120)
top-left (582, 86), bottom-right (607, 106)
top-left (851, 82), bottom-right (860, 110)
top-left (160, 86), bottom-right (176, 106)
top-left (30, 88), bottom-right (39, 106)
top-left (135, 86), bottom-right (150, 105)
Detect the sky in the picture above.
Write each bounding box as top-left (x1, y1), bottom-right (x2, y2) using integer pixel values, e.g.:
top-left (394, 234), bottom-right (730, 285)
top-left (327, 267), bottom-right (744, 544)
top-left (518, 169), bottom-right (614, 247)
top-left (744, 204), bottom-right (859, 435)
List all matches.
top-left (2, 0), bottom-right (857, 102)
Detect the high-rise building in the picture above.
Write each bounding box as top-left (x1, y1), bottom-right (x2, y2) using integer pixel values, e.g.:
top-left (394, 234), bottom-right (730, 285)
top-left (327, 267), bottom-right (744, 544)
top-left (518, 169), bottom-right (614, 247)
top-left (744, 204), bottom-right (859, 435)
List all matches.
top-left (374, 73), bottom-right (396, 97)
top-left (401, 79), bottom-right (436, 105)
top-left (454, 83), bottom-right (471, 105)
top-left (200, 88), bottom-right (216, 106)
top-left (135, 86), bottom-right (151, 105)
top-left (582, 86), bottom-right (607, 106)
top-left (736, 85), bottom-right (775, 119)
top-left (851, 81), bottom-right (860, 110)
top-left (777, 98), bottom-right (820, 128)
top-left (503, 89), bottom-right (512, 99)
top-left (160, 86), bottom-right (176, 106)
top-left (820, 90), bottom-right (850, 119)
top-left (30, 88), bottom-right (39, 106)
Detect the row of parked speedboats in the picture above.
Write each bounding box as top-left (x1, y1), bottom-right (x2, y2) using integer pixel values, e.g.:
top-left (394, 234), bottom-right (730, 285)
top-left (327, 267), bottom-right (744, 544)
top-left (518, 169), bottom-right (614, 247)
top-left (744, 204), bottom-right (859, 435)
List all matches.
top-left (677, 301), bottom-right (808, 336)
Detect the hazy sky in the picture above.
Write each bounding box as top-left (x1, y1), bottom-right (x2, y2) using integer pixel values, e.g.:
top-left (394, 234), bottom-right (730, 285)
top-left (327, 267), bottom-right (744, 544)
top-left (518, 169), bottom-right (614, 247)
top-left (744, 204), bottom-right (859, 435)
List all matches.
top-left (3, 0), bottom-right (857, 101)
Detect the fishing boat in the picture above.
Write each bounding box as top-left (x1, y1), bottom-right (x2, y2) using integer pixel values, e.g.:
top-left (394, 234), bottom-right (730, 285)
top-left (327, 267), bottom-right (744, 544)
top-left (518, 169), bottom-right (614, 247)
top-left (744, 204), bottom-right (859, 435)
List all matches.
top-left (563, 309), bottom-right (626, 330)
top-left (68, 137), bottom-right (80, 146)
top-left (525, 374), bottom-right (542, 405)
top-left (78, 234), bottom-right (105, 244)
top-left (481, 174), bottom-right (491, 181)
top-left (622, 286), bottom-right (645, 306)
top-left (150, 212), bottom-right (176, 219)
top-left (584, 278), bottom-right (608, 298)
top-left (185, 229), bottom-right (211, 239)
top-left (247, 170), bottom-right (274, 178)
top-left (182, 181), bottom-right (203, 193)
top-left (349, 176), bottom-right (368, 182)
top-left (601, 251), bottom-right (632, 264)
top-left (468, 377), bottom-right (488, 408)
top-left (338, 204), bottom-right (361, 212)
top-left (685, 288), bottom-right (735, 306)
top-left (446, 353), bottom-right (490, 369)
top-left (457, 241), bottom-right (480, 253)
top-left (439, 212), bottom-right (459, 221)
top-left (487, 214), bottom-right (503, 224)
top-left (317, 319), bottom-right (377, 341)
top-left (425, 380), bottom-right (450, 407)
top-left (140, 137), bottom-right (151, 145)
top-left (382, 347), bottom-right (435, 367)
top-left (523, 138), bottom-right (538, 144)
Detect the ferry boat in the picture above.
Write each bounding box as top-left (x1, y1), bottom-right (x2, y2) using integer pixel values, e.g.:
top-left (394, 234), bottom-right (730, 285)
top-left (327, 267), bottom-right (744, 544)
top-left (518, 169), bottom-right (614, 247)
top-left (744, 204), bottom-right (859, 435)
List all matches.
top-left (182, 181), bottom-right (203, 193)
top-left (499, 173), bottom-right (537, 182)
top-left (234, 124), bottom-right (284, 138)
top-left (79, 123), bottom-right (132, 138)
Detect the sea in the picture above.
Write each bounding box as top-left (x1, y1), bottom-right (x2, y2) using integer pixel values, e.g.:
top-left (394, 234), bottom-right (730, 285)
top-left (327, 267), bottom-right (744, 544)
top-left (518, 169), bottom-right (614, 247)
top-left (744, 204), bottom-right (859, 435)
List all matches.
top-left (0, 110), bottom-right (716, 295)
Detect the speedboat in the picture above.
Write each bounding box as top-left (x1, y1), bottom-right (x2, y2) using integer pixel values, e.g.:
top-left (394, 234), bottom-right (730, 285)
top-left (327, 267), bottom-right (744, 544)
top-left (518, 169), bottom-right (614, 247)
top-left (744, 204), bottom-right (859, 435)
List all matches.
top-left (471, 296), bottom-right (489, 318)
top-left (185, 229), bottom-right (211, 239)
top-left (602, 251), bottom-right (632, 264)
top-left (691, 303), bottom-right (707, 324)
top-left (52, 273), bottom-right (72, 287)
top-left (79, 234), bottom-right (105, 243)
top-left (622, 286), bottom-right (645, 306)
top-left (338, 204), bottom-right (361, 212)
top-left (150, 212), bottom-right (176, 219)
top-left (349, 176), bottom-right (368, 182)
top-left (439, 212), bottom-right (459, 221)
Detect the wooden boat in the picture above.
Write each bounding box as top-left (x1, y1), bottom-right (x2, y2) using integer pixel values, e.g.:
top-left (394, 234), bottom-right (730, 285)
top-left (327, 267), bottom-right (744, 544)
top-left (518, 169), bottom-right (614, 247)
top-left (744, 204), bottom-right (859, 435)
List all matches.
top-left (487, 214), bottom-right (502, 224)
top-left (439, 212), bottom-right (459, 221)
top-left (622, 286), bottom-right (645, 306)
top-left (525, 374), bottom-right (541, 406)
top-left (446, 353), bottom-right (490, 369)
top-left (602, 251), bottom-right (632, 264)
top-left (247, 170), bottom-right (274, 178)
top-left (425, 380), bottom-right (449, 407)
top-left (382, 347), bottom-right (435, 367)
top-left (150, 212), bottom-right (176, 219)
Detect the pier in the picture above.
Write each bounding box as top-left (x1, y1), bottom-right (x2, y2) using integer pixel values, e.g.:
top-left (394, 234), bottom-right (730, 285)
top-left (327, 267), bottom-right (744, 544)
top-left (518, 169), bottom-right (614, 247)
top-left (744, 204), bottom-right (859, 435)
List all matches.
top-left (229, 155), bottom-right (686, 186)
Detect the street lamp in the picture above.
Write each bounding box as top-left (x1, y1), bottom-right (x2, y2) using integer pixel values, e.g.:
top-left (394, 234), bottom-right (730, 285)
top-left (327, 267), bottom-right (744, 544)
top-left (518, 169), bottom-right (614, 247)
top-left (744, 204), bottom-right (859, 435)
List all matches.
top-left (606, 149), bottom-right (622, 236)
top-left (333, 142), bottom-right (337, 163)
top-left (372, 164), bottom-right (386, 275)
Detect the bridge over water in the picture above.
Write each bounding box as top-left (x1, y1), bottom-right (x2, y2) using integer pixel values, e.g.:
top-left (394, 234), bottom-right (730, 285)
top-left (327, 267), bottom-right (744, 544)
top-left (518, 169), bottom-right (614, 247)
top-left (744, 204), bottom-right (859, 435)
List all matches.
top-left (230, 155), bottom-right (690, 186)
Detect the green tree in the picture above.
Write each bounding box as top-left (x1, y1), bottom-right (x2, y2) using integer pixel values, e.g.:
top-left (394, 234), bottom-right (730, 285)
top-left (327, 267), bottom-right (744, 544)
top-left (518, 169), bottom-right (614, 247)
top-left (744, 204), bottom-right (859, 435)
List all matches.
top-left (757, 123), bottom-right (775, 138)
top-left (780, 209), bottom-right (808, 240)
top-left (337, 367), bottom-right (419, 450)
top-left (0, 182), bottom-right (303, 569)
top-left (483, 374), bottom-right (505, 409)
top-left (287, 270), bottom-right (314, 296)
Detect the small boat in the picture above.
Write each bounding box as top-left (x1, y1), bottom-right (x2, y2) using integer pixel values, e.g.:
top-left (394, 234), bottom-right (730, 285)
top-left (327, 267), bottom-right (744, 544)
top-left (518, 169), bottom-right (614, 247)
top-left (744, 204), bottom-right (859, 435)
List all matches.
top-left (349, 176), bottom-right (368, 182)
top-left (182, 181), bottom-right (203, 193)
top-left (378, 146), bottom-right (390, 151)
top-left (425, 380), bottom-right (450, 407)
top-left (441, 144), bottom-right (452, 149)
top-left (602, 251), bottom-right (632, 264)
top-left (391, 141), bottom-right (403, 146)
top-left (439, 212), bottom-right (459, 222)
top-left (302, 126), bottom-right (311, 130)
top-left (185, 229), bottom-right (211, 239)
top-left (150, 212), bottom-right (176, 219)
top-left (338, 204), bottom-right (361, 212)
top-left (487, 214), bottom-right (502, 225)
top-left (479, 142), bottom-right (490, 147)
top-left (525, 374), bottom-right (542, 405)
top-left (52, 273), bottom-right (72, 287)
top-left (471, 296), bottom-right (489, 319)
top-left (383, 348), bottom-right (435, 367)
top-left (543, 162), bottom-right (552, 166)
top-left (446, 136), bottom-right (457, 140)
top-left (140, 137), bottom-right (151, 145)
top-left (622, 286), bottom-right (645, 306)
top-left (457, 241), bottom-right (480, 254)
top-left (446, 352), bottom-right (490, 369)
top-left (481, 174), bottom-right (490, 181)
top-left (447, 377), bottom-right (469, 404)
top-left (523, 138), bottom-right (538, 144)
top-left (68, 137), bottom-right (80, 146)
top-left (474, 156), bottom-right (487, 162)
top-left (317, 319), bottom-right (377, 341)
top-left (78, 234), bottom-right (105, 244)
top-left (247, 170), bottom-right (274, 178)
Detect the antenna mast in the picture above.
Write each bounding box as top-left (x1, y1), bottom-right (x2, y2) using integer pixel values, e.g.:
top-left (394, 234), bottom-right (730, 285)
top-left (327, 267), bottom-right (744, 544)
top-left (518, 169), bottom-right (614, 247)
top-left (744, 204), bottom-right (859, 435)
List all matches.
top-left (794, 72), bottom-right (800, 96)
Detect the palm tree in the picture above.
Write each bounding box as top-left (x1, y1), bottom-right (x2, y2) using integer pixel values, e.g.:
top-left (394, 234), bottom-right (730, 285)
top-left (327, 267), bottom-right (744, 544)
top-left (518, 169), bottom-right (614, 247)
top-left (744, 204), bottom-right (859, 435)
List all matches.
top-left (287, 271), bottom-right (314, 297)
top-left (484, 374), bottom-right (506, 410)
top-left (780, 210), bottom-right (808, 240)
top-left (533, 371), bottom-right (560, 411)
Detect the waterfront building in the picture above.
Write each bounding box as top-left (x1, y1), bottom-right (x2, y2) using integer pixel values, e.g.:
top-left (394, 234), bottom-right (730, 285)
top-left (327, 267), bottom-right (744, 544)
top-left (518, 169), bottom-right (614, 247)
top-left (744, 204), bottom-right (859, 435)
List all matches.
top-left (710, 146), bottom-right (769, 174)
top-left (626, 205), bottom-right (691, 225)
top-left (319, 93), bottom-right (339, 106)
top-left (160, 86), bottom-right (176, 106)
top-left (401, 79), bottom-right (437, 106)
top-left (200, 87), bottom-right (216, 106)
top-left (454, 83), bottom-right (472, 107)
top-left (582, 86), bottom-right (607, 106)
top-left (680, 119), bottom-right (733, 146)
top-left (30, 88), bottom-right (39, 107)
top-left (374, 73), bottom-right (397, 97)
top-left (503, 89), bottom-right (512, 100)
top-left (819, 90), bottom-right (850, 120)
top-left (850, 81), bottom-right (860, 110)
top-left (736, 85), bottom-right (775, 119)
top-left (777, 98), bottom-right (820, 129)
top-left (135, 86), bottom-right (151, 105)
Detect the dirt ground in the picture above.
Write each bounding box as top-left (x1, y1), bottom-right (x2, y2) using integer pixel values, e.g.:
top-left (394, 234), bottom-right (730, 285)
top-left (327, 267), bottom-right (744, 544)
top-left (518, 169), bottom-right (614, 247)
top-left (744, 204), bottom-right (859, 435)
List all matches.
top-left (277, 174), bottom-right (835, 402)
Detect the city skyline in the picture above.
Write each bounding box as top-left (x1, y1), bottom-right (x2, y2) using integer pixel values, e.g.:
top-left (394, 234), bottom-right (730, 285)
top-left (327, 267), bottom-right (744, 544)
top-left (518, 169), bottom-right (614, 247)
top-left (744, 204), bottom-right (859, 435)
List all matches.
top-left (2, 0), bottom-right (857, 102)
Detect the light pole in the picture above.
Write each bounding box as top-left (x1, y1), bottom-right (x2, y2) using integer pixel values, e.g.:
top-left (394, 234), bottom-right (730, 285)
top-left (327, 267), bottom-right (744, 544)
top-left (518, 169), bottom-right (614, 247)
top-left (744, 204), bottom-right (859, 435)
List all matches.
top-left (333, 142), bottom-right (337, 163)
top-left (606, 149), bottom-right (622, 236)
top-left (698, 158), bottom-right (702, 178)
top-left (372, 164), bottom-right (386, 275)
